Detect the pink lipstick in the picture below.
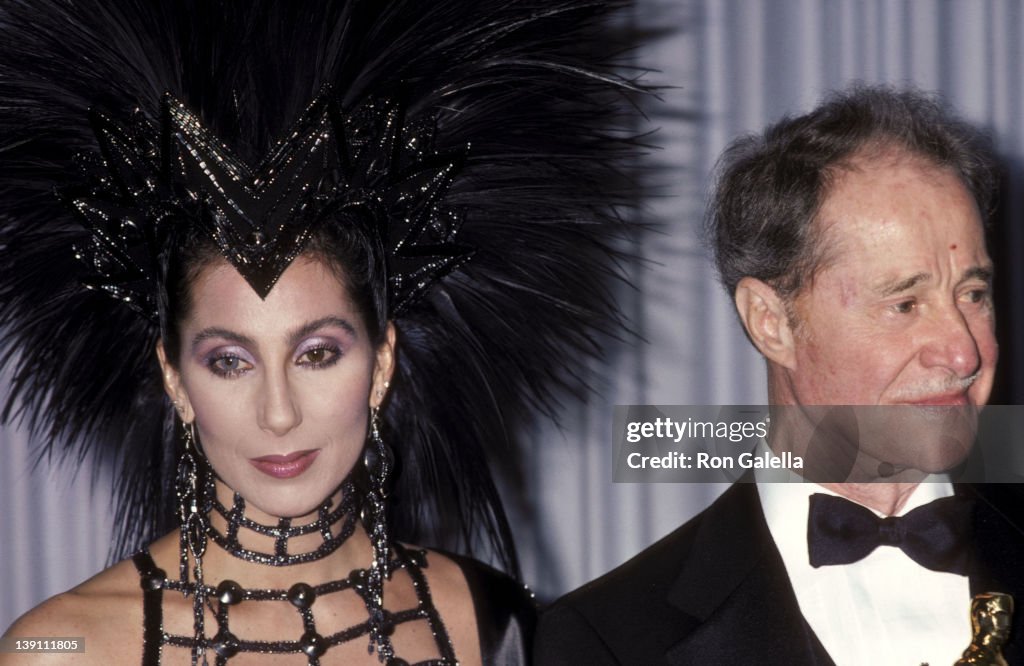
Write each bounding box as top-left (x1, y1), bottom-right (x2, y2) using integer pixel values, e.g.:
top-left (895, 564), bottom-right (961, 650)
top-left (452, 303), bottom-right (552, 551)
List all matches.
top-left (249, 449), bottom-right (319, 479)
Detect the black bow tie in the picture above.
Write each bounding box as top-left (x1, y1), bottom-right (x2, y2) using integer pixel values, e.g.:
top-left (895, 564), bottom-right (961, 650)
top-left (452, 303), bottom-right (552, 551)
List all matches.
top-left (807, 493), bottom-right (973, 575)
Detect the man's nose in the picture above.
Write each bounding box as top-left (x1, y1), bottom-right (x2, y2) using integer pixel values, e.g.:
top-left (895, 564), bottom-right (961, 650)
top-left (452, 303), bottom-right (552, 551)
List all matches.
top-left (918, 304), bottom-right (982, 379)
top-left (257, 367), bottom-right (302, 436)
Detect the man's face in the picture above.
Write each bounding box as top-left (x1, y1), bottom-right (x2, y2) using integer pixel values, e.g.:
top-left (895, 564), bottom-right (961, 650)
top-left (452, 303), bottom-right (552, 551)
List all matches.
top-left (779, 153), bottom-right (997, 471)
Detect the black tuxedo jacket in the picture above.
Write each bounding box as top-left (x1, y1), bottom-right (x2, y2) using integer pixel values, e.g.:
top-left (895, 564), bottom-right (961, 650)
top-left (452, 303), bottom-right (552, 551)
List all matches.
top-left (534, 482), bottom-right (1024, 666)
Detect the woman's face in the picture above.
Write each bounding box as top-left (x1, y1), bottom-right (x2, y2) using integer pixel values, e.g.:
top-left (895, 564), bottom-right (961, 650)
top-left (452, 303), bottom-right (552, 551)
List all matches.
top-left (158, 255), bottom-right (394, 520)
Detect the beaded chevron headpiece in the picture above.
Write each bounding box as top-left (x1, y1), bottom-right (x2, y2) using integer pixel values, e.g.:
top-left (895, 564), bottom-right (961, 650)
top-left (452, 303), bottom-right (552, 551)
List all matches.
top-left (0, 0), bottom-right (644, 572)
top-left (71, 91), bottom-right (471, 318)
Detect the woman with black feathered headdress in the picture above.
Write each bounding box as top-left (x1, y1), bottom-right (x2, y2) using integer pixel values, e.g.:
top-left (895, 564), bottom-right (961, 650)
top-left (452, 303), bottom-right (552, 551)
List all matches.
top-left (0, 1), bottom-right (641, 663)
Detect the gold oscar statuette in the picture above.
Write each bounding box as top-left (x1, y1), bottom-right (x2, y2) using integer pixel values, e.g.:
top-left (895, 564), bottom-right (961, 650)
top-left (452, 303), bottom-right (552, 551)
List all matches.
top-left (954, 592), bottom-right (1014, 666)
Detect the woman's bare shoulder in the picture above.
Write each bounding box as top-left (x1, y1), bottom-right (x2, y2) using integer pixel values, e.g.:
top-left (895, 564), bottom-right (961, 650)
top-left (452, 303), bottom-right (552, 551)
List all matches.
top-left (414, 548), bottom-right (482, 666)
top-left (1, 557), bottom-right (144, 665)
top-left (416, 547), bottom-right (536, 666)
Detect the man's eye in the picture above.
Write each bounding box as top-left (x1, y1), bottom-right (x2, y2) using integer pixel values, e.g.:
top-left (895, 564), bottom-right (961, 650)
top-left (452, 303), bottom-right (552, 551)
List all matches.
top-left (963, 288), bottom-right (990, 304)
top-left (892, 300), bottom-right (916, 314)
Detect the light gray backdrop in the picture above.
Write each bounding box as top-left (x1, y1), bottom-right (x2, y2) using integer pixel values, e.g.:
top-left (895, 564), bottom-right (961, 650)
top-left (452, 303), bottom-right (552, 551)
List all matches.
top-left (4, 0), bottom-right (1024, 629)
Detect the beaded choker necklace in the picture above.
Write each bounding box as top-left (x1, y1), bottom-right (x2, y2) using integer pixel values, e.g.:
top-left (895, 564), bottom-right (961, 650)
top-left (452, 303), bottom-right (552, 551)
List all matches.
top-left (206, 475), bottom-right (359, 566)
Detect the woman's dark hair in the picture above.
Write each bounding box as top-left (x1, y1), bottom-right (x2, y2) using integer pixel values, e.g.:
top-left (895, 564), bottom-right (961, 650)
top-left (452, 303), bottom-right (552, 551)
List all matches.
top-left (160, 215), bottom-right (389, 368)
top-left (708, 84), bottom-right (998, 300)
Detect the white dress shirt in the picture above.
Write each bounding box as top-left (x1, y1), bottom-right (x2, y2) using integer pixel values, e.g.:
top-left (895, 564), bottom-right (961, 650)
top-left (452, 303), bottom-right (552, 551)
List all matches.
top-left (756, 478), bottom-right (971, 666)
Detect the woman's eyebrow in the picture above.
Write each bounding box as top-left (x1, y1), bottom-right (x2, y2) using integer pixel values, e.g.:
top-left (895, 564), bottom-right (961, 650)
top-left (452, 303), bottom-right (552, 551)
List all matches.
top-left (191, 327), bottom-right (254, 350)
top-left (287, 316), bottom-right (357, 346)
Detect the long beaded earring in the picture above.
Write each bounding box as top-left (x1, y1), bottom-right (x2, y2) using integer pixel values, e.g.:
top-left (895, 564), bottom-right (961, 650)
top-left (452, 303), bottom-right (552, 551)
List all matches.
top-left (363, 404), bottom-right (395, 661)
top-left (175, 416), bottom-right (210, 666)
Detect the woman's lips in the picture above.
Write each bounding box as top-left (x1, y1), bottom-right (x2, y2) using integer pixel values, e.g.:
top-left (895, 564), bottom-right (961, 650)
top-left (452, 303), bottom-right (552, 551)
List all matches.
top-left (249, 449), bottom-right (320, 479)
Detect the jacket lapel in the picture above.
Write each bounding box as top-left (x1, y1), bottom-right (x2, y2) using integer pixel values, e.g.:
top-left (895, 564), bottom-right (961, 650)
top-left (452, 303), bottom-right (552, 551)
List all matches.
top-left (662, 482), bottom-right (834, 666)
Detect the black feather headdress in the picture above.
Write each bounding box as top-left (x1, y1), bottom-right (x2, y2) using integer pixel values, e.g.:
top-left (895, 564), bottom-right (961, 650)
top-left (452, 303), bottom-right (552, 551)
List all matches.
top-left (0, 0), bottom-right (643, 573)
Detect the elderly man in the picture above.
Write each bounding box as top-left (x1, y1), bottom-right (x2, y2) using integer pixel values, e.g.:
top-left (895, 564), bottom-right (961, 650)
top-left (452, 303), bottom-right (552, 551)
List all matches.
top-left (535, 86), bottom-right (1024, 665)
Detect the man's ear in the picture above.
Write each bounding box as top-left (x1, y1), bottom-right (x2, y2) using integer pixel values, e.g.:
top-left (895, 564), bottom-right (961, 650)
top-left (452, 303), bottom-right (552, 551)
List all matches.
top-left (370, 322), bottom-right (397, 409)
top-left (734, 277), bottom-right (797, 370)
top-left (156, 340), bottom-right (194, 422)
